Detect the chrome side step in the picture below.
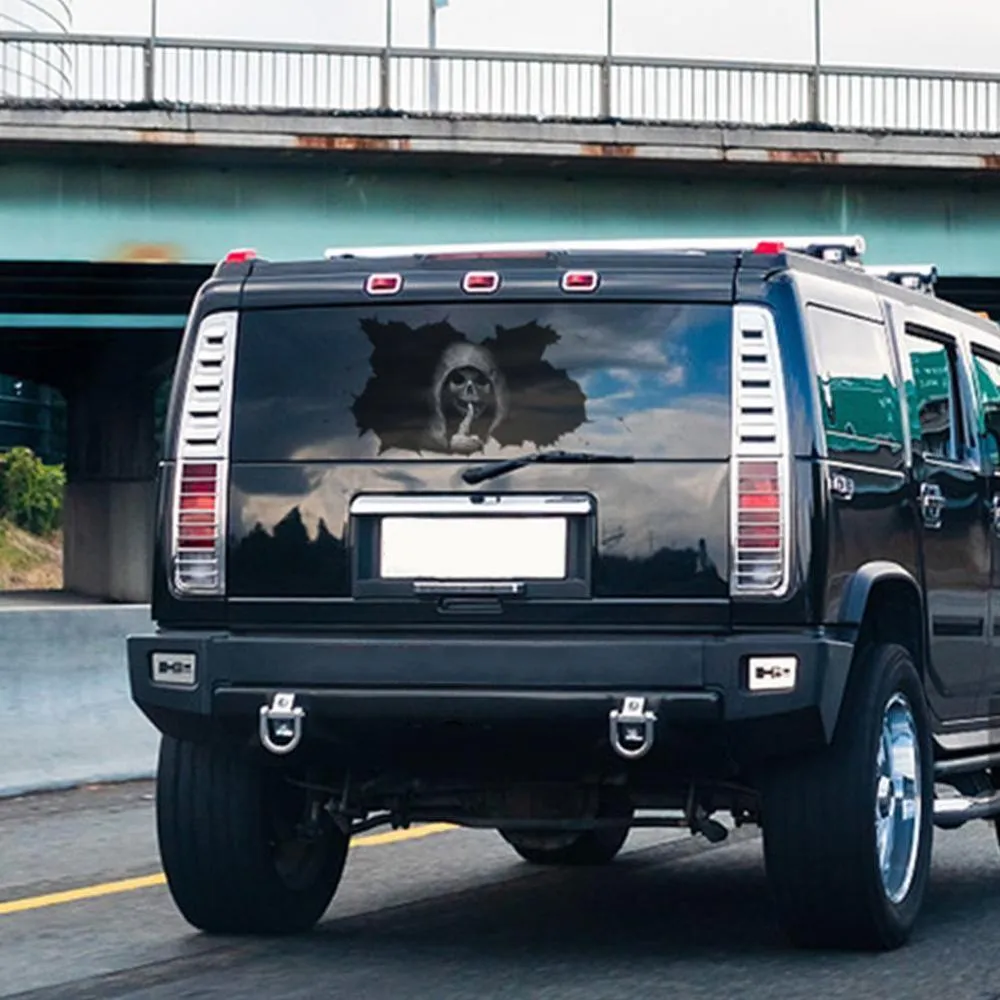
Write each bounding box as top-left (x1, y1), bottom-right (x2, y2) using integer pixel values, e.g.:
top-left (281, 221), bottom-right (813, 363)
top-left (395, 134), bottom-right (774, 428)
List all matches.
top-left (933, 790), bottom-right (1000, 830)
top-left (934, 749), bottom-right (1000, 777)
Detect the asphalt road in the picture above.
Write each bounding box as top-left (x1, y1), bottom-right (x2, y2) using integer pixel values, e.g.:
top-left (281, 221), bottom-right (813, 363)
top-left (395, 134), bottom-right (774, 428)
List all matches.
top-left (2, 781), bottom-right (1000, 1000)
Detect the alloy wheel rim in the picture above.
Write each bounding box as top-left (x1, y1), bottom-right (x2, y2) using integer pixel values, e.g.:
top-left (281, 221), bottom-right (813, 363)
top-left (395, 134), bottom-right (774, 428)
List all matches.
top-left (874, 691), bottom-right (922, 904)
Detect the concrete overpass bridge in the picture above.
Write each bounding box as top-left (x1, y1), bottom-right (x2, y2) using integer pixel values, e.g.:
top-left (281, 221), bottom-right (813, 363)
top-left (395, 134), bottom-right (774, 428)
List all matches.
top-left (6, 33), bottom-right (1000, 601)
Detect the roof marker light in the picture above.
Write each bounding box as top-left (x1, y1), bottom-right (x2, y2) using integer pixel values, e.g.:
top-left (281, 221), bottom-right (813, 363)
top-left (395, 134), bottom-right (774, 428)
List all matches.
top-left (753, 241), bottom-right (786, 255)
top-left (365, 273), bottom-right (404, 296)
top-left (223, 248), bottom-right (257, 264)
top-left (561, 270), bottom-right (600, 293)
top-left (462, 271), bottom-right (501, 294)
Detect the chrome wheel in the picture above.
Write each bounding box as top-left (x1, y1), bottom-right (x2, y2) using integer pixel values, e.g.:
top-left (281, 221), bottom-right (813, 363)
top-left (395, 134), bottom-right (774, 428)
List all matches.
top-left (874, 692), bottom-right (922, 904)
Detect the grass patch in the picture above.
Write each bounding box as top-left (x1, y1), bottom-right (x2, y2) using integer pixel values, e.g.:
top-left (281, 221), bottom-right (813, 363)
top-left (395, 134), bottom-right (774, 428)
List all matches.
top-left (0, 519), bottom-right (63, 591)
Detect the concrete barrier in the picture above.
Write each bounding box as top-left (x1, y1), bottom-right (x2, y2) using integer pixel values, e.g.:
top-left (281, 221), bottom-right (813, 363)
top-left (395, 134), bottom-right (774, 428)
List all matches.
top-left (0, 596), bottom-right (158, 798)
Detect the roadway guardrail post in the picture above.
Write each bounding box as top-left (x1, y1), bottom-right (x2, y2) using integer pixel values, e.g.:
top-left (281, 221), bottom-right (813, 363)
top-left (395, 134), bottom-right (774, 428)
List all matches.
top-left (143, 38), bottom-right (156, 104)
top-left (379, 47), bottom-right (391, 111)
top-left (600, 57), bottom-right (611, 119)
top-left (808, 69), bottom-right (820, 124)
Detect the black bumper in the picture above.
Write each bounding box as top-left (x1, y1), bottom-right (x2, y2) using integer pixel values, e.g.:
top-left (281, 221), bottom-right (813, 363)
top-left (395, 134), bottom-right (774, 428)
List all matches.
top-left (127, 630), bottom-right (854, 764)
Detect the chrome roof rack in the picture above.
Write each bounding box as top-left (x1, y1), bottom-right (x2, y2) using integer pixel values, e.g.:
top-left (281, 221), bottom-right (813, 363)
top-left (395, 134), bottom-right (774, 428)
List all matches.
top-left (865, 264), bottom-right (938, 296)
top-left (323, 234), bottom-right (867, 262)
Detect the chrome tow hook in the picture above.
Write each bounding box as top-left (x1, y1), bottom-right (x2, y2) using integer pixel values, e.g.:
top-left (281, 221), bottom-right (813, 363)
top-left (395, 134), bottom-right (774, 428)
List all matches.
top-left (609, 696), bottom-right (657, 760)
top-left (259, 692), bottom-right (305, 755)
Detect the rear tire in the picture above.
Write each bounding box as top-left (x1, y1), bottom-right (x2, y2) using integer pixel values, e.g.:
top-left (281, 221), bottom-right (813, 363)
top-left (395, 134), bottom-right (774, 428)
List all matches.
top-left (991, 768), bottom-right (1000, 853)
top-left (156, 736), bottom-right (349, 935)
top-left (760, 643), bottom-right (934, 951)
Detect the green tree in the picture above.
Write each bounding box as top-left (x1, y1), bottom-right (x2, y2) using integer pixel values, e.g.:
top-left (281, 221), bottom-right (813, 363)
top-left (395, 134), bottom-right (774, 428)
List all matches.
top-left (0, 447), bottom-right (66, 536)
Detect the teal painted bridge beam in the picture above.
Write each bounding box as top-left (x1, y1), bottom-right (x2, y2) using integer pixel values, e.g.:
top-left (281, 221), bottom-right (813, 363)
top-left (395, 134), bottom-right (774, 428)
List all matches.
top-left (2, 157), bottom-right (1000, 276)
top-left (0, 314), bottom-right (188, 329)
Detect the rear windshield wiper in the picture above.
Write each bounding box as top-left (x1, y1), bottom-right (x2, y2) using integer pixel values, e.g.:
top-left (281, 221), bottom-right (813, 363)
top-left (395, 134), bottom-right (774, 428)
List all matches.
top-left (462, 449), bottom-right (635, 486)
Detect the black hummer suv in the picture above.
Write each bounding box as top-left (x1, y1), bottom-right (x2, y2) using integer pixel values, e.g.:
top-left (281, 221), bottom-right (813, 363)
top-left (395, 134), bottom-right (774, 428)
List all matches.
top-left (128, 234), bottom-right (1000, 951)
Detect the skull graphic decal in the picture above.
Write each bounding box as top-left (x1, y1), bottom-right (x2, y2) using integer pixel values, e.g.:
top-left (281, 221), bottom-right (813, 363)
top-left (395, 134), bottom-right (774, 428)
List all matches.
top-left (428, 342), bottom-right (509, 453)
top-left (350, 316), bottom-right (586, 454)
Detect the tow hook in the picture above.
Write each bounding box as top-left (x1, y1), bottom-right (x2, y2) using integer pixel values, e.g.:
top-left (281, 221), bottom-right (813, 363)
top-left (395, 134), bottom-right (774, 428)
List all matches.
top-left (259, 692), bottom-right (305, 755)
top-left (609, 696), bottom-right (657, 760)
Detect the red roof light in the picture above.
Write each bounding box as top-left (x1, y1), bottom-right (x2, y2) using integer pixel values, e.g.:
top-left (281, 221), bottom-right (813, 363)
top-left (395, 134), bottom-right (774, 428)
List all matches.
top-left (561, 270), bottom-right (600, 293)
top-left (462, 271), bottom-right (501, 294)
top-left (224, 248), bottom-right (257, 264)
top-left (365, 273), bottom-right (404, 296)
top-left (753, 241), bottom-right (786, 255)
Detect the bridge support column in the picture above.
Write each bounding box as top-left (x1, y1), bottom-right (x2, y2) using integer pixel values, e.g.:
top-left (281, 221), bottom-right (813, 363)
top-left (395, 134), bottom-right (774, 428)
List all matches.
top-left (62, 336), bottom-right (166, 604)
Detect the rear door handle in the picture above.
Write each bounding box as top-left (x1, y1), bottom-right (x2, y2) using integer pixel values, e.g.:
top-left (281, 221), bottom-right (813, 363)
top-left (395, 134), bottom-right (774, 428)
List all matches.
top-left (920, 483), bottom-right (945, 529)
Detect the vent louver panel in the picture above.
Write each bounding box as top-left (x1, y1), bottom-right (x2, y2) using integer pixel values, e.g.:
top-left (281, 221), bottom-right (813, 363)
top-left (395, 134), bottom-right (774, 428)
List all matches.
top-left (170, 311), bottom-right (238, 597)
top-left (730, 306), bottom-right (790, 598)
top-left (178, 312), bottom-right (238, 461)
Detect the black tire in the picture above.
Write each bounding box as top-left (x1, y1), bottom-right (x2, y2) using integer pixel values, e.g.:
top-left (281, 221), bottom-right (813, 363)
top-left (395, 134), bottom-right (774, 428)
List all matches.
top-left (760, 643), bottom-right (934, 951)
top-left (156, 735), bottom-right (349, 935)
top-left (499, 795), bottom-right (632, 866)
top-left (991, 768), bottom-right (1000, 853)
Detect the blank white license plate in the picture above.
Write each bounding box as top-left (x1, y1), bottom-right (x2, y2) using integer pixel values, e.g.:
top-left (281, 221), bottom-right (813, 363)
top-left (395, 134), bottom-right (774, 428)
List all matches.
top-left (379, 517), bottom-right (568, 580)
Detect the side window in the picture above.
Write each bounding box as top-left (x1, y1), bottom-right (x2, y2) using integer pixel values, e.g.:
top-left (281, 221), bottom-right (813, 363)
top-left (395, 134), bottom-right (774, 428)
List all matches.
top-left (971, 347), bottom-right (1000, 468)
top-left (901, 326), bottom-right (963, 462)
top-left (808, 305), bottom-right (903, 455)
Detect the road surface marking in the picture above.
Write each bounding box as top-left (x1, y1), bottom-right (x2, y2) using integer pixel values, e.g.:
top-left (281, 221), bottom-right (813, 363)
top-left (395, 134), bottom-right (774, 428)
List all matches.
top-left (0, 875), bottom-right (167, 916)
top-left (349, 822), bottom-right (455, 848)
top-left (0, 823), bottom-right (456, 917)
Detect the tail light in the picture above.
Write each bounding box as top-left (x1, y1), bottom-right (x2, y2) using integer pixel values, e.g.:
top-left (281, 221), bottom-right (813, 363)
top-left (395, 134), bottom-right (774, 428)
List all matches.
top-left (730, 305), bottom-right (789, 597)
top-left (174, 462), bottom-right (223, 593)
top-left (170, 311), bottom-right (238, 597)
top-left (735, 459), bottom-right (784, 590)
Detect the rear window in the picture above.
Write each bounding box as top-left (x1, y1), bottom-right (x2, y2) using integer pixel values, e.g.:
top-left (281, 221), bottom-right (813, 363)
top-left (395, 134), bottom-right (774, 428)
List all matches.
top-left (230, 302), bottom-right (731, 461)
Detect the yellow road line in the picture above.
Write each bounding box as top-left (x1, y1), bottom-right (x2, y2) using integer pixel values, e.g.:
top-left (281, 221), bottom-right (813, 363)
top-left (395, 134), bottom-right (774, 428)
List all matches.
top-left (0, 875), bottom-right (167, 916)
top-left (351, 822), bottom-right (455, 848)
top-left (0, 822), bottom-right (456, 917)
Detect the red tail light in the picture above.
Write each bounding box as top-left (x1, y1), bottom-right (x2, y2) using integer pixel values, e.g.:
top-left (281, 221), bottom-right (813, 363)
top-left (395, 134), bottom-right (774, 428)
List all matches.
top-left (731, 305), bottom-right (789, 597)
top-left (737, 461), bottom-right (781, 549)
top-left (175, 463), bottom-right (222, 589)
top-left (171, 310), bottom-right (237, 597)
top-left (734, 459), bottom-right (785, 588)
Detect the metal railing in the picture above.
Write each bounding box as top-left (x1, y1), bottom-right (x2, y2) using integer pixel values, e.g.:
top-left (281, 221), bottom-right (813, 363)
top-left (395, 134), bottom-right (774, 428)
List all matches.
top-left (3, 31), bottom-right (1000, 134)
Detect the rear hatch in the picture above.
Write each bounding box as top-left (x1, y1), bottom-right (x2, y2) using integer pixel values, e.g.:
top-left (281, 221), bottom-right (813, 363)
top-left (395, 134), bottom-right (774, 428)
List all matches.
top-left (223, 269), bottom-right (734, 630)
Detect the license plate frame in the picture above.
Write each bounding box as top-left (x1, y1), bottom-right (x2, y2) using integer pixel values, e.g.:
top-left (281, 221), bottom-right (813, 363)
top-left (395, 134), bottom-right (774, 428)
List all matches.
top-left (349, 493), bottom-right (594, 600)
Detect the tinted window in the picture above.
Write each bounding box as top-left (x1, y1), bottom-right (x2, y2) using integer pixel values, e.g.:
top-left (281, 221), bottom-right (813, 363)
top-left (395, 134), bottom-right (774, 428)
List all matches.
top-left (972, 348), bottom-right (1000, 467)
top-left (231, 303), bottom-right (732, 461)
top-left (902, 327), bottom-right (962, 461)
top-left (808, 305), bottom-right (902, 453)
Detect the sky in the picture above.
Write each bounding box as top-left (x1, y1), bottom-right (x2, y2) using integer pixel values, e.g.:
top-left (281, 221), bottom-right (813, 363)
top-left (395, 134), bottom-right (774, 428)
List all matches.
top-left (62, 0), bottom-right (1000, 74)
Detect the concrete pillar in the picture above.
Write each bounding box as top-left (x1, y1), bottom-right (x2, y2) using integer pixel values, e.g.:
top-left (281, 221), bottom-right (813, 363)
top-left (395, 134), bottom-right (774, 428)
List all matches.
top-left (61, 334), bottom-right (165, 604)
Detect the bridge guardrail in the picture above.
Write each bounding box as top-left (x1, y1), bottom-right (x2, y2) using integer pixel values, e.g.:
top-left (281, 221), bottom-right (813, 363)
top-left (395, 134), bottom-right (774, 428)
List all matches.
top-left (3, 32), bottom-right (1000, 135)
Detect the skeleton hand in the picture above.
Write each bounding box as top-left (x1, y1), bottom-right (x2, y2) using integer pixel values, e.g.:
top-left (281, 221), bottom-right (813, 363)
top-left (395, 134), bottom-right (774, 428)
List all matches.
top-left (457, 403), bottom-right (474, 438)
top-left (451, 403), bottom-right (482, 453)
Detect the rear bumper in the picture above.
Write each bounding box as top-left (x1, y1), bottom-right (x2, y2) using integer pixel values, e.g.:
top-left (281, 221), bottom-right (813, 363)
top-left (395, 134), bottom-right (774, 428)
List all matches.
top-left (127, 629), bottom-right (853, 767)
